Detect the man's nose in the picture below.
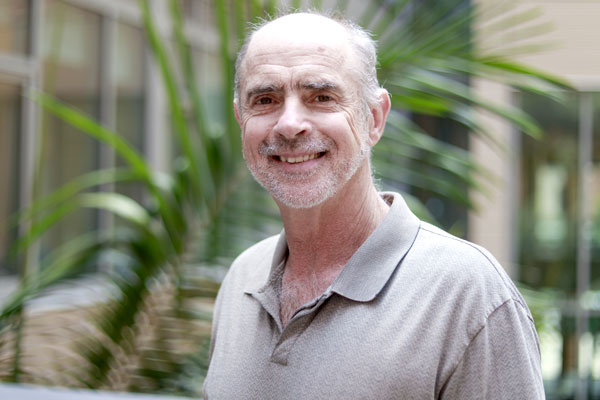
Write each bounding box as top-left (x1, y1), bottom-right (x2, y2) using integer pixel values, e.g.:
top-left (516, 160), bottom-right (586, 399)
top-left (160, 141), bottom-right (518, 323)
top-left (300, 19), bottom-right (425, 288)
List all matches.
top-left (273, 98), bottom-right (311, 138)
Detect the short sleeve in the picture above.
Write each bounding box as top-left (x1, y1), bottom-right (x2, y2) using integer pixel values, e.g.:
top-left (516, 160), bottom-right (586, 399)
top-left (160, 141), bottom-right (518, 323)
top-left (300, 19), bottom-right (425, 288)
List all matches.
top-left (440, 299), bottom-right (545, 399)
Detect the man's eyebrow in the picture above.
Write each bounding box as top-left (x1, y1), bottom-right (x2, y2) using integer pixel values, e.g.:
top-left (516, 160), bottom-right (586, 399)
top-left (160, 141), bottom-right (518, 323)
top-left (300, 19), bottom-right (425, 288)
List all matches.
top-left (246, 85), bottom-right (282, 101)
top-left (299, 81), bottom-right (339, 91)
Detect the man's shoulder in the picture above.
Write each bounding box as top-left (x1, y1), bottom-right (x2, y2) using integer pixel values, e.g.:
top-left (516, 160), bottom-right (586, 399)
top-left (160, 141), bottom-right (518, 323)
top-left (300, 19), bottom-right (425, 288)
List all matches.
top-left (416, 221), bottom-right (509, 276)
top-left (410, 221), bottom-right (527, 310)
top-left (399, 221), bottom-right (536, 344)
top-left (417, 222), bottom-right (500, 263)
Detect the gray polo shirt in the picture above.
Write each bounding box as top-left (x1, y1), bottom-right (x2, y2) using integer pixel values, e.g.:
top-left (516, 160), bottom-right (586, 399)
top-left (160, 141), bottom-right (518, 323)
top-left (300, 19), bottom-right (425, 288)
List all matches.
top-left (203, 192), bottom-right (544, 399)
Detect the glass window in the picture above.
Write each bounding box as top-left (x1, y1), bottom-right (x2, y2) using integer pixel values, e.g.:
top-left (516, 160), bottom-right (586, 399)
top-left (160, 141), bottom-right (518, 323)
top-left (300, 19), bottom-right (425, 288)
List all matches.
top-left (589, 93), bottom-right (600, 397)
top-left (40, 1), bottom-right (102, 257)
top-left (0, 0), bottom-right (29, 55)
top-left (519, 91), bottom-right (579, 395)
top-left (519, 91), bottom-right (598, 398)
top-left (114, 23), bottom-right (146, 202)
top-left (520, 92), bottom-right (579, 291)
top-left (0, 82), bottom-right (21, 275)
top-left (591, 93), bottom-right (600, 279)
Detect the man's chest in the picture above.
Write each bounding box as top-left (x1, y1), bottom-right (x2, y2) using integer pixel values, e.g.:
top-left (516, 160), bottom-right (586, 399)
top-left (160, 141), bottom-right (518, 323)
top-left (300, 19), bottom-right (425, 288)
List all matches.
top-left (204, 291), bottom-right (458, 400)
top-left (279, 265), bottom-right (343, 327)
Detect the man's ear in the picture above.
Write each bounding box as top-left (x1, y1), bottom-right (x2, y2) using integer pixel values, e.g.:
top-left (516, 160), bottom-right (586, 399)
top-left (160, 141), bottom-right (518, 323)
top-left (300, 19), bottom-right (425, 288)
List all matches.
top-left (367, 89), bottom-right (391, 147)
top-left (234, 99), bottom-right (242, 126)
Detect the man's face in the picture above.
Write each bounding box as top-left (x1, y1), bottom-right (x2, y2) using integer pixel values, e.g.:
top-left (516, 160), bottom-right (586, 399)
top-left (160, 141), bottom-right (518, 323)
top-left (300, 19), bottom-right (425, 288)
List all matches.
top-left (236, 16), bottom-right (372, 209)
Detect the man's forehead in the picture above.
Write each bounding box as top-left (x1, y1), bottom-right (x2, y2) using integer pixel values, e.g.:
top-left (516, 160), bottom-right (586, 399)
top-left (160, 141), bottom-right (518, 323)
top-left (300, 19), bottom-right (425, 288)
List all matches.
top-left (252, 13), bottom-right (348, 43)
top-left (243, 14), bottom-right (353, 65)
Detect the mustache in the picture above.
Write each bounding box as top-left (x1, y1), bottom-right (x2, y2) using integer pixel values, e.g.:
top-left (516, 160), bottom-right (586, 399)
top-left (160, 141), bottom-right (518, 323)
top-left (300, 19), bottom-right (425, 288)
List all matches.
top-left (258, 135), bottom-right (332, 156)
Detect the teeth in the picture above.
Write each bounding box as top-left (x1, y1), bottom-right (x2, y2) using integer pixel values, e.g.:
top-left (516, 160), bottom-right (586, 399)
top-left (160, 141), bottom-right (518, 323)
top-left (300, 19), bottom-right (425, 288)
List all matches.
top-left (280, 153), bottom-right (319, 164)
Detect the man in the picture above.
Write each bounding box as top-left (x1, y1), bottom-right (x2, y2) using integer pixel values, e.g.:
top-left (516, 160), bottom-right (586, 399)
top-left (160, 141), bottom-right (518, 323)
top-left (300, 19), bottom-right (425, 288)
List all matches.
top-left (203, 12), bottom-right (544, 399)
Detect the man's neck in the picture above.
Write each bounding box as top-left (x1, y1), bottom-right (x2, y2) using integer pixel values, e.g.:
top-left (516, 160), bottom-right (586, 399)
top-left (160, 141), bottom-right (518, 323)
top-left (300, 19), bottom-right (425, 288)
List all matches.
top-left (278, 164), bottom-right (390, 275)
top-left (276, 164), bottom-right (389, 327)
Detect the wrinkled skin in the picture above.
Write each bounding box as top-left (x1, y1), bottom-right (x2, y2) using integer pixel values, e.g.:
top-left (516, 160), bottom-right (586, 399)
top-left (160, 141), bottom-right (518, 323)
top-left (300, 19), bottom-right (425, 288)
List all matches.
top-left (235, 16), bottom-right (375, 209)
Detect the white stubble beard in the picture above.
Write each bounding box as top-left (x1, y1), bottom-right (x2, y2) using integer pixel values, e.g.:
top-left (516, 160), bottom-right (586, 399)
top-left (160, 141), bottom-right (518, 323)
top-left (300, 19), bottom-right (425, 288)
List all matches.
top-left (243, 129), bottom-right (371, 209)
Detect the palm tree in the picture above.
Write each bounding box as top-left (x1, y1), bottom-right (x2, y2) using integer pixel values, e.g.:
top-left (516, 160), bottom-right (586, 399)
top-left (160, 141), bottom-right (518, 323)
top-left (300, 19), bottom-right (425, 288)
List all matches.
top-left (0, 0), bottom-right (568, 396)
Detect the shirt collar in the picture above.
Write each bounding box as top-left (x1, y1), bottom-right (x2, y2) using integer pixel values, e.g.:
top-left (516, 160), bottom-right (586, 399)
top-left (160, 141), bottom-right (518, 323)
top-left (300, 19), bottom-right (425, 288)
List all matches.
top-left (245, 192), bottom-right (421, 302)
top-left (331, 192), bottom-right (420, 301)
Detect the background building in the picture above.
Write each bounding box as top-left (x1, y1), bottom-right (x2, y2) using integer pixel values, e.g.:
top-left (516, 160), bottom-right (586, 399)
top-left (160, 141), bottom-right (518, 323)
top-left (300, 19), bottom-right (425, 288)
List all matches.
top-left (470, 1), bottom-right (600, 397)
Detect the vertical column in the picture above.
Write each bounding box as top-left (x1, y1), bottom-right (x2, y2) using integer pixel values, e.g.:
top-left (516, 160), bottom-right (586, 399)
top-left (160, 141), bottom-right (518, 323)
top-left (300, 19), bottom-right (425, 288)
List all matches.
top-left (97, 7), bottom-right (117, 273)
top-left (144, 0), bottom-right (170, 174)
top-left (99, 11), bottom-right (117, 169)
top-left (20, 0), bottom-right (44, 278)
top-left (98, 9), bottom-right (117, 242)
top-left (508, 92), bottom-right (522, 273)
top-left (576, 92), bottom-right (593, 400)
top-left (468, 79), bottom-right (516, 276)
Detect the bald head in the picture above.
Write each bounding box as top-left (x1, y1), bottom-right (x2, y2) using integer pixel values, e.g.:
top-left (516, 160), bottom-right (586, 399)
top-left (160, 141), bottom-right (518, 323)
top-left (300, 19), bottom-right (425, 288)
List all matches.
top-left (234, 13), bottom-right (380, 111)
top-left (250, 13), bottom-right (350, 52)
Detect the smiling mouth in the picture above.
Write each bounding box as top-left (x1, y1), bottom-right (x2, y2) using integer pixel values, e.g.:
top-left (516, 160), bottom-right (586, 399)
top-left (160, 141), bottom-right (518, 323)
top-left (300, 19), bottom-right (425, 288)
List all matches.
top-left (276, 152), bottom-right (326, 164)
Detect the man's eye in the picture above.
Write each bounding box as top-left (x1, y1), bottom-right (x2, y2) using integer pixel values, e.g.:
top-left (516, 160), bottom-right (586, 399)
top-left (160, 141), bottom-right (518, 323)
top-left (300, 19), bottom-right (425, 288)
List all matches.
top-left (256, 97), bottom-right (273, 105)
top-left (315, 94), bottom-right (332, 102)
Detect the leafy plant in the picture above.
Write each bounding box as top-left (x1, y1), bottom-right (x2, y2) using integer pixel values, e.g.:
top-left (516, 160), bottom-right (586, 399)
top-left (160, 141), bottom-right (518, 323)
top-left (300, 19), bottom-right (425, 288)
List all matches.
top-left (0, 0), bottom-right (568, 396)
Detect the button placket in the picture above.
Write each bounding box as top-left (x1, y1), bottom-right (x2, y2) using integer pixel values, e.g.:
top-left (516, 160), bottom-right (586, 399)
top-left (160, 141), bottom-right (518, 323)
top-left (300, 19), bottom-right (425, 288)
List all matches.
top-left (269, 291), bottom-right (333, 365)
